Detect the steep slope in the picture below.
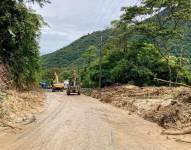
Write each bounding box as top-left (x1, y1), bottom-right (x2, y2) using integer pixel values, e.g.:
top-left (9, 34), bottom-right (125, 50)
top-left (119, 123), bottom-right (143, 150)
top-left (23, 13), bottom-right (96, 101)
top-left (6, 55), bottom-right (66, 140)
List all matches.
top-left (41, 29), bottom-right (112, 68)
top-left (41, 19), bottom-right (191, 69)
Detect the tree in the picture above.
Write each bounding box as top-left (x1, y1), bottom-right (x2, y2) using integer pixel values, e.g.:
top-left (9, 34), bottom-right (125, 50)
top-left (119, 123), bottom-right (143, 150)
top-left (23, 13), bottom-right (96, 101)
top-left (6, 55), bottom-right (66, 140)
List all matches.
top-left (0, 0), bottom-right (49, 89)
top-left (119, 0), bottom-right (191, 85)
top-left (80, 46), bottom-right (97, 87)
top-left (82, 45), bottom-right (97, 66)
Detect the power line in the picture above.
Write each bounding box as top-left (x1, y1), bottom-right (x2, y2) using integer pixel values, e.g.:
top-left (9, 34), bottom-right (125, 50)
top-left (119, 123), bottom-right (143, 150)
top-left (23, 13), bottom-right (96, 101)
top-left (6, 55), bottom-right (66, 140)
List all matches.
top-left (94, 0), bottom-right (141, 89)
top-left (91, 0), bottom-right (108, 31)
top-left (97, 0), bottom-right (116, 28)
top-left (105, 0), bottom-right (141, 28)
top-left (99, 0), bottom-right (123, 28)
top-left (92, 0), bottom-right (116, 31)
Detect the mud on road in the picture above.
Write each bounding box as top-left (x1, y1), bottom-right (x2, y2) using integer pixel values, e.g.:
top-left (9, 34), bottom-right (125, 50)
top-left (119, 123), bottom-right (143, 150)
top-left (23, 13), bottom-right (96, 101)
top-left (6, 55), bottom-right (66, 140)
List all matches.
top-left (0, 92), bottom-right (191, 150)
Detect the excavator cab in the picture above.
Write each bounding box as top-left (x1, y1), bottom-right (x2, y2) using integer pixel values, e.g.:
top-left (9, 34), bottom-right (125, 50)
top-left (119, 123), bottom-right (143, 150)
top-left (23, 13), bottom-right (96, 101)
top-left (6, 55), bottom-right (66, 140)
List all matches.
top-left (52, 72), bottom-right (64, 92)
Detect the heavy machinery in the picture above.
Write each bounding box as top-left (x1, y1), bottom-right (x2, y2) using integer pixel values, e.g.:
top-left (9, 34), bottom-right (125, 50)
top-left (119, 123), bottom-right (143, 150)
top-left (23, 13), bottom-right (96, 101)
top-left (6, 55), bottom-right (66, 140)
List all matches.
top-left (66, 70), bottom-right (81, 95)
top-left (52, 72), bottom-right (64, 92)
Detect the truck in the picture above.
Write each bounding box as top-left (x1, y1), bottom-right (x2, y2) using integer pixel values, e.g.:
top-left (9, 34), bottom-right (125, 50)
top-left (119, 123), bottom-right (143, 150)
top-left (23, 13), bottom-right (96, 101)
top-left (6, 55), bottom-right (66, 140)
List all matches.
top-left (66, 70), bottom-right (81, 95)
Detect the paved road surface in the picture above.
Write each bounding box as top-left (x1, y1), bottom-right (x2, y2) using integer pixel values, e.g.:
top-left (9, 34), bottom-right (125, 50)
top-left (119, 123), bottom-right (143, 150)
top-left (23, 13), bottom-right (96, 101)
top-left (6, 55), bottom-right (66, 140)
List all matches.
top-left (1, 92), bottom-right (191, 150)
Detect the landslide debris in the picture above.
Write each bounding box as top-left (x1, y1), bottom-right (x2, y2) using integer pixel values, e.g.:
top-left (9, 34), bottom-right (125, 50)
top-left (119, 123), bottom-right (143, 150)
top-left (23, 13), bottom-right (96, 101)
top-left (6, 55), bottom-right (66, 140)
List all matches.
top-left (83, 85), bottom-right (191, 129)
top-left (0, 90), bottom-right (45, 127)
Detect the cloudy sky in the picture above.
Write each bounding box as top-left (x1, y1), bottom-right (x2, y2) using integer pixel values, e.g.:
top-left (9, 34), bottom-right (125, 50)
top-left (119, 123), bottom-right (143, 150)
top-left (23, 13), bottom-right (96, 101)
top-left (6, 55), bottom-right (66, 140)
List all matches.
top-left (33, 0), bottom-right (139, 55)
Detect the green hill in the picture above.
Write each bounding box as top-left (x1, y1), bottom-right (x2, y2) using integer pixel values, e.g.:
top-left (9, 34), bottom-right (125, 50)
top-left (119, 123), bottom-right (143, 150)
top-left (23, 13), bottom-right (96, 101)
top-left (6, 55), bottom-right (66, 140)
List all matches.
top-left (41, 21), bottom-right (191, 70)
top-left (41, 29), bottom-right (112, 68)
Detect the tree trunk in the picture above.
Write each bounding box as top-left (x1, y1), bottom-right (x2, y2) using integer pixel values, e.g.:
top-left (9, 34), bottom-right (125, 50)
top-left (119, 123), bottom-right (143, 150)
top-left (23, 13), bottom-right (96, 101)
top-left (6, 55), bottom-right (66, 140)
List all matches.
top-left (167, 59), bottom-right (172, 87)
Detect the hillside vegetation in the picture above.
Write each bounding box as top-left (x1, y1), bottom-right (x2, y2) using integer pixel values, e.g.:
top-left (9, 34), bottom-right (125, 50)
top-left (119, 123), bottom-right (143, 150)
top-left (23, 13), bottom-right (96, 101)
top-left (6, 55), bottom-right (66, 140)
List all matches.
top-left (42, 0), bottom-right (191, 88)
top-left (0, 0), bottom-right (49, 89)
top-left (41, 29), bottom-right (112, 68)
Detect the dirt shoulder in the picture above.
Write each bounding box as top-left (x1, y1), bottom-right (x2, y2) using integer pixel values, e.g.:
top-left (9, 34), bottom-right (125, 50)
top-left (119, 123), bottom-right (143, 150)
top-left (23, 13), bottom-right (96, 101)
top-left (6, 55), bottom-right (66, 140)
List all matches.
top-left (0, 90), bottom-right (45, 128)
top-left (2, 92), bottom-right (191, 150)
top-left (83, 85), bottom-right (191, 130)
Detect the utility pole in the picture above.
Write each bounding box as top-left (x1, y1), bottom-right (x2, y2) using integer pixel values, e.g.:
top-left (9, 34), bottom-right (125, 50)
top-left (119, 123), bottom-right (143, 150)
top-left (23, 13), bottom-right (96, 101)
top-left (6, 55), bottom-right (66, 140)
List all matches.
top-left (78, 50), bottom-right (81, 87)
top-left (99, 36), bottom-right (103, 89)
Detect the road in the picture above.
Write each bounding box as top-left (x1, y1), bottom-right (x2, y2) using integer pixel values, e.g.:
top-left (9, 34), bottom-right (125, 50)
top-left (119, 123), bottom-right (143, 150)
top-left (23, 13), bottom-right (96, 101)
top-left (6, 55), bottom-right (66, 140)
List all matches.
top-left (0, 92), bottom-right (191, 150)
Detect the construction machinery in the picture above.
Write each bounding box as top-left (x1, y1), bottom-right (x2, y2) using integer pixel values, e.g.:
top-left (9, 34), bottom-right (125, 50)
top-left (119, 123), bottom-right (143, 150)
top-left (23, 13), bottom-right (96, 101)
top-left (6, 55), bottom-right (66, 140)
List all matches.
top-left (52, 72), bottom-right (64, 92)
top-left (66, 70), bottom-right (81, 95)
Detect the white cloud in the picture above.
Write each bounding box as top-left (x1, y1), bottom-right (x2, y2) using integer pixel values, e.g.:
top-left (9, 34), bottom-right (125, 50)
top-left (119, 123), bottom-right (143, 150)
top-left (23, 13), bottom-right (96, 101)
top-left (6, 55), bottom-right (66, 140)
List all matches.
top-left (33, 0), bottom-right (138, 55)
top-left (42, 29), bottom-right (67, 36)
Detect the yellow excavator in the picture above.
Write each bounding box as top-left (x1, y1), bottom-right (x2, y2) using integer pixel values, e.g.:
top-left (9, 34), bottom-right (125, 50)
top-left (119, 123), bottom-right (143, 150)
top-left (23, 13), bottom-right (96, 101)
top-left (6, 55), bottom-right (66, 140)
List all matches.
top-left (52, 72), bottom-right (64, 92)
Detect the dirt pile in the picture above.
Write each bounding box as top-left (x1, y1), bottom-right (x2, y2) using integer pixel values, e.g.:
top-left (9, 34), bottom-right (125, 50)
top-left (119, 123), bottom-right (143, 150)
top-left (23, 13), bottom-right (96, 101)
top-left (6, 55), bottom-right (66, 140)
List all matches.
top-left (145, 88), bottom-right (191, 129)
top-left (83, 85), bottom-right (191, 129)
top-left (0, 90), bottom-right (45, 126)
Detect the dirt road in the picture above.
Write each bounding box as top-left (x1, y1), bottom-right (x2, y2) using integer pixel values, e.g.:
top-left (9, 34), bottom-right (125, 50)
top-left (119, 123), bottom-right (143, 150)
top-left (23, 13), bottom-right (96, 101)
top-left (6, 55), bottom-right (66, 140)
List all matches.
top-left (0, 92), bottom-right (191, 150)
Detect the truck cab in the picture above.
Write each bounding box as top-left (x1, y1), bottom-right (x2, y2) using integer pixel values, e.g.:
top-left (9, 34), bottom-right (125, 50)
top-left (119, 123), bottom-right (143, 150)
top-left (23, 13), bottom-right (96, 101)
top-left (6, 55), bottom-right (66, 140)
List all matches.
top-left (66, 77), bottom-right (81, 95)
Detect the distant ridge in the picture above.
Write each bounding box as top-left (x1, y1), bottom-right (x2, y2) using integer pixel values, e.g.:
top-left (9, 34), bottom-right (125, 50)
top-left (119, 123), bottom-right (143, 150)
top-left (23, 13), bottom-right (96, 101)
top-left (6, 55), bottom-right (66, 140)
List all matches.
top-left (41, 29), bottom-right (112, 68)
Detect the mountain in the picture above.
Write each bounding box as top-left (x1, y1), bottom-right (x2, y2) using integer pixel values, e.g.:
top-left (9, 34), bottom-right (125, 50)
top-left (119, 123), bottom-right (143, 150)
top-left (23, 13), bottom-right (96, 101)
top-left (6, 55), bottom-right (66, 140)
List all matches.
top-left (41, 15), bottom-right (191, 70)
top-left (41, 29), bottom-right (112, 68)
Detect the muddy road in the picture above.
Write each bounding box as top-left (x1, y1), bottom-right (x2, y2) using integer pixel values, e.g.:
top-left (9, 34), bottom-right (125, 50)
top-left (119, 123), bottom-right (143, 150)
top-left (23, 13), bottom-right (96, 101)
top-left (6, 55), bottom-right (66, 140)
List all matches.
top-left (0, 92), bottom-right (191, 150)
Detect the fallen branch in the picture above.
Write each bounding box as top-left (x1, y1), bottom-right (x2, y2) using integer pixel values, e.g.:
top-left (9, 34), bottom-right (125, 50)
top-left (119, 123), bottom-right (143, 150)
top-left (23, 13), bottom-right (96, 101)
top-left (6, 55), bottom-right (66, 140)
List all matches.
top-left (0, 120), bottom-right (22, 131)
top-left (154, 78), bottom-right (191, 88)
top-left (161, 127), bottom-right (191, 135)
top-left (174, 138), bottom-right (191, 144)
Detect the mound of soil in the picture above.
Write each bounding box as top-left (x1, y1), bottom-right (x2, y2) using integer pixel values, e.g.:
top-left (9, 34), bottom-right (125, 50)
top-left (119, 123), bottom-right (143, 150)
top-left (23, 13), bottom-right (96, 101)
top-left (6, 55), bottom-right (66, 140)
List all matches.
top-left (83, 85), bottom-right (191, 129)
top-left (0, 90), bottom-right (45, 125)
top-left (145, 89), bottom-right (191, 129)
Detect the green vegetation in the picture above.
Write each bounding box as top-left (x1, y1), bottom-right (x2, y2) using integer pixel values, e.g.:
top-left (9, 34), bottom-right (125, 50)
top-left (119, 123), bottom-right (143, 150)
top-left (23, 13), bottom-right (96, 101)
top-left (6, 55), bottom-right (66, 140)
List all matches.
top-left (42, 0), bottom-right (191, 88)
top-left (1, 0), bottom-right (190, 89)
top-left (41, 29), bottom-right (112, 68)
top-left (41, 67), bottom-right (71, 85)
top-left (0, 0), bottom-right (49, 89)
top-left (82, 46), bottom-right (97, 66)
top-left (81, 0), bottom-right (191, 87)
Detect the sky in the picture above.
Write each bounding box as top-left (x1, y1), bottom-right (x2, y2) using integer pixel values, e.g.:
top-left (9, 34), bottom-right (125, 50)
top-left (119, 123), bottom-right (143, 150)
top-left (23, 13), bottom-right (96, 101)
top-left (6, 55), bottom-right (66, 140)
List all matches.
top-left (33, 0), bottom-right (139, 55)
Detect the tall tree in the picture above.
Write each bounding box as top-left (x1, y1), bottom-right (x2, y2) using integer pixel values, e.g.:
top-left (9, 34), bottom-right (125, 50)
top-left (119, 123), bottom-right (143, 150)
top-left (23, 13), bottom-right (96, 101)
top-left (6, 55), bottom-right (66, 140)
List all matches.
top-left (119, 0), bottom-right (191, 85)
top-left (0, 0), bottom-right (49, 89)
top-left (82, 45), bottom-right (97, 66)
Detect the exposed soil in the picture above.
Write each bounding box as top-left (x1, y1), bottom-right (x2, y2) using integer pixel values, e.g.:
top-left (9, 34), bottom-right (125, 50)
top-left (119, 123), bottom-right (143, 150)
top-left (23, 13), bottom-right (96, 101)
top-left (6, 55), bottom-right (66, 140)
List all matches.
top-left (0, 87), bottom-right (191, 149)
top-left (1, 92), bottom-right (191, 150)
top-left (83, 85), bottom-right (191, 129)
top-left (0, 90), bottom-right (45, 126)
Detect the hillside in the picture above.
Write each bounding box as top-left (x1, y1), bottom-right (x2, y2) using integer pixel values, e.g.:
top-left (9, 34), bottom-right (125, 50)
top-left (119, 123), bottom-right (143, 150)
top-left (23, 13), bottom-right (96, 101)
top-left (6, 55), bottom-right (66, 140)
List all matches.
top-left (42, 24), bottom-right (191, 70)
top-left (41, 7), bottom-right (191, 70)
top-left (41, 29), bottom-right (112, 68)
